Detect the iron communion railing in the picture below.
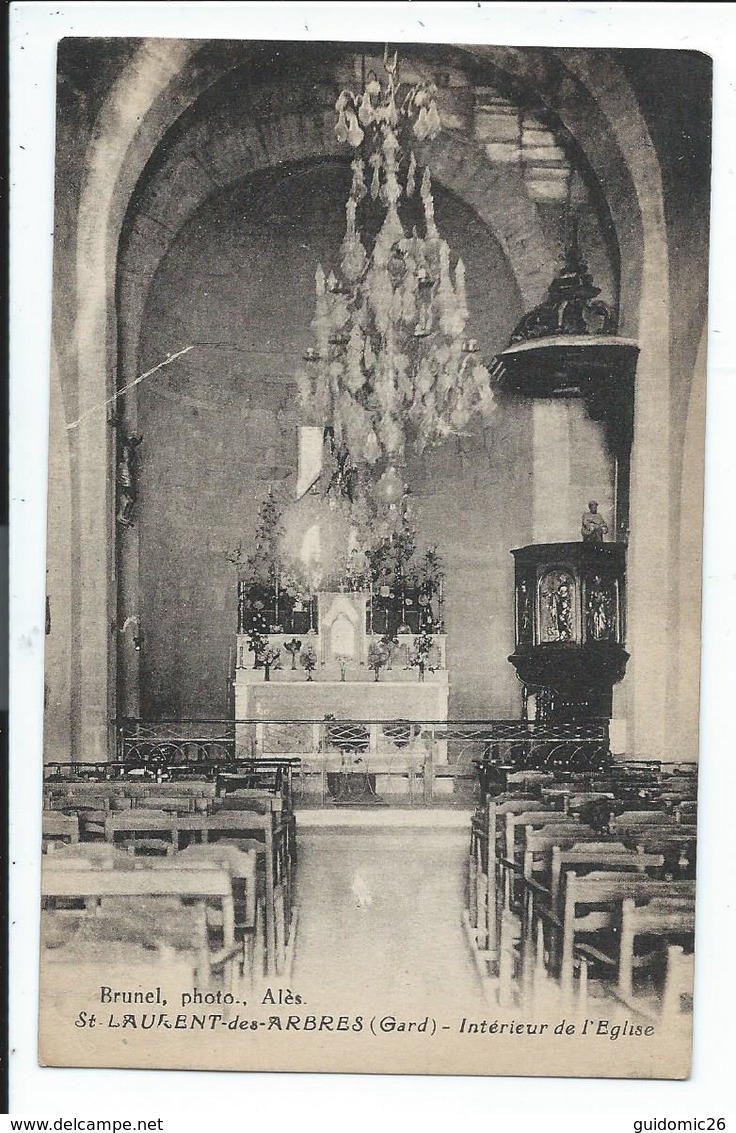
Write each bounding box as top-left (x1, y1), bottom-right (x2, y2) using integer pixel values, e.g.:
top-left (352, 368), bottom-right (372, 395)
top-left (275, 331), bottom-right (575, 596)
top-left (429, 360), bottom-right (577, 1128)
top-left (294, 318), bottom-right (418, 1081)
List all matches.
top-left (43, 718), bottom-right (612, 804)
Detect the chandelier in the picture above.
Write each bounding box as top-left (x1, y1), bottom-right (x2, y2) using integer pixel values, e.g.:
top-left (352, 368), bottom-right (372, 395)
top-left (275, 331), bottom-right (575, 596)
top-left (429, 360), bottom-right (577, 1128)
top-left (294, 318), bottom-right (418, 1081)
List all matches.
top-left (297, 49), bottom-right (495, 484)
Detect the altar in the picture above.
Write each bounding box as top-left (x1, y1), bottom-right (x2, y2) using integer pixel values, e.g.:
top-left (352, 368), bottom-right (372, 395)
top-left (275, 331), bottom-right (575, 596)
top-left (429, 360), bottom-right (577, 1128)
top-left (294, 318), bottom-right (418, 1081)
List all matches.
top-left (233, 590), bottom-right (449, 794)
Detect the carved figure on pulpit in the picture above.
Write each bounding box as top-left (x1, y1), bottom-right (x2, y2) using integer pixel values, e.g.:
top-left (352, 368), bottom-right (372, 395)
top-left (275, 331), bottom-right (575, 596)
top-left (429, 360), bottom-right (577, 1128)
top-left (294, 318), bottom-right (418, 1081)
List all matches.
top-left (587, 576), bottom-right (613, 641)
top-left (541, 570), bottom-right (575, 642)
top-left (517, 579), bottom-right (533, 644)
top-left (551, 580), bottom-right (573, 641)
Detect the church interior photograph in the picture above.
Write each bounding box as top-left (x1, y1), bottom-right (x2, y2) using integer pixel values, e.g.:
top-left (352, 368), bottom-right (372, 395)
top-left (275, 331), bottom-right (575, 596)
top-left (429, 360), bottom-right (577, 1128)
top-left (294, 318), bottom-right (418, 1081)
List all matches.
top-left (39, 37), bottom-right (710, 1075)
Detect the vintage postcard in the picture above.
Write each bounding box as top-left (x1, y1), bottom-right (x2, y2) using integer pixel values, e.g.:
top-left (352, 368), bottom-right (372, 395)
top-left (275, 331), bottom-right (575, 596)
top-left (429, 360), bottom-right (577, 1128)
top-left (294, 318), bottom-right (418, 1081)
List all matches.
top-left (39, 35), bottom-right (710, 1079)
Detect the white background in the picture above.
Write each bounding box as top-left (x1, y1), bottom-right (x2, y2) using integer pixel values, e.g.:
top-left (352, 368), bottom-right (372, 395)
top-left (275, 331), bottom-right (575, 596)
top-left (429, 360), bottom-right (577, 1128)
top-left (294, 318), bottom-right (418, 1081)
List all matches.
top-left (8, 2), bottom-right (736, 1127)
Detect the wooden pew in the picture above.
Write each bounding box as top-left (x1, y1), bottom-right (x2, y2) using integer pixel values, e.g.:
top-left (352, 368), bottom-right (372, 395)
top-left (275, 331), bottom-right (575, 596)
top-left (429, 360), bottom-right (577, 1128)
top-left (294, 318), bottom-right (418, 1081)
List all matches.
top-left (177, 804), bottom-right (295, 978)
top-left (41, 863), bottom-right (243, 991)
top-left (610, 810), bottom-right (677, 830)
top-left (44, 842), bottom-right (133, 867)
top-left (42, 812), bottom-right (79, 848)
top-left (104, 810), bottom-right (179, 855)
top-left (132, 795), bottom-right (196, 814)
top-left (176, 844), bottom-right (258, 934)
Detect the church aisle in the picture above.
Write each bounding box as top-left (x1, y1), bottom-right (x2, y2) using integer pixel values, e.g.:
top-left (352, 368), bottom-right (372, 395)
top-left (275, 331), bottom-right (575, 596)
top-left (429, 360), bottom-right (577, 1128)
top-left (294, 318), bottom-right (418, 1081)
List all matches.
top-left (291, 822), bottom-right (483, 1015)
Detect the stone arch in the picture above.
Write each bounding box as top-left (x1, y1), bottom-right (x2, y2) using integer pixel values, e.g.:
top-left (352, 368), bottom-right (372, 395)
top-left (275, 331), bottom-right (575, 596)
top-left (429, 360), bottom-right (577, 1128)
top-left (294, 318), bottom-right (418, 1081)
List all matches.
top-left (117, 107), bottom-right (553, 392)
top-left (62, 39), bottom-right (675, 759)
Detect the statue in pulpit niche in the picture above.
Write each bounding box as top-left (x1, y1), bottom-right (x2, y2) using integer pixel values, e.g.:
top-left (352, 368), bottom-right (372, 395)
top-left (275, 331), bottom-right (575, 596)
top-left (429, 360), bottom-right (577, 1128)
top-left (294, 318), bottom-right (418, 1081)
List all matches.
top-left (581, 500), bottom-right (608, 543)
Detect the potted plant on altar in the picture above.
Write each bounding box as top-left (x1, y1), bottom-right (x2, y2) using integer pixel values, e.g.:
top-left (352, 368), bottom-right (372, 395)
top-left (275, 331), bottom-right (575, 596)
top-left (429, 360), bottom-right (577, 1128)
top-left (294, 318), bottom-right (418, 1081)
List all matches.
top-left (227, 489), bottom-right (284, 632)
top-left (379, 633), bottom-right (399, 671)
top-left (300, 643), bottom-right (318, 681)
top-left (247, 631), bottom-right (281, 681)
top-left (284, 638), bottom-right (302, 670)
top-left (415, 545), bottom-right (445, 631)
top-left (367, 640), bottom-right (391, 682)
top-left (409, 630), bottom-right (434, 682)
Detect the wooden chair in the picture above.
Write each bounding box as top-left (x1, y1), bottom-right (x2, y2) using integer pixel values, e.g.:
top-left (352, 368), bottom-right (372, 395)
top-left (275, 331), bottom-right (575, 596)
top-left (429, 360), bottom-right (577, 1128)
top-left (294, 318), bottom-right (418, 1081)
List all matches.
top-left (504, 770), bottom-right (556, 795)
top-left (467, 796), bottom-right (558, 959)
top-left (626, 828), bottom-right (697, 879)
top-left (661, 945), bottom-right (696, 1021)
top-left (46, 840), bottom-right (258, 977)
top-left (617, 894), bottom-right (696, 1011)
top-left (503, 810), bottom-right (580, 906)
top-left (144, 781), bottom-right (215, 801)
top-left (550, 843), bottom-right (665, 910)
top-left (675, 800), bottom-right (698, 824)
top-left (558, 871), bottom-right (695, 1002)
top-left (513, 823), bottom-right (588, 999)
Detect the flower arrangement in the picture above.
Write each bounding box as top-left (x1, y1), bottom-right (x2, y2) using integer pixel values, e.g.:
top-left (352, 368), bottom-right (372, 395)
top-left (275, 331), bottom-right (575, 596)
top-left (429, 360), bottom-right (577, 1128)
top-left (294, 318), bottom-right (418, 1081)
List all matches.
top-left (300, 643), bottom-right (318, 681)
top-left (284, 638), bottom-right (302, 670)
top-left (379, 633), bottom-right (399, 670)
top-left (409, 630), bottom-right (435, 681)
top-left (367, 640), bottom-right (392, 682)
top-left (247, 631), bottom-right (281, 681)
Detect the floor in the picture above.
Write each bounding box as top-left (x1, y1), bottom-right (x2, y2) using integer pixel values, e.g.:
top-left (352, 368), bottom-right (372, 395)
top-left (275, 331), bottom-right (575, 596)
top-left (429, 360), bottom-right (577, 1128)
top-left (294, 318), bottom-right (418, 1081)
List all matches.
top-left (290, 811), bottom-right (484, 1014)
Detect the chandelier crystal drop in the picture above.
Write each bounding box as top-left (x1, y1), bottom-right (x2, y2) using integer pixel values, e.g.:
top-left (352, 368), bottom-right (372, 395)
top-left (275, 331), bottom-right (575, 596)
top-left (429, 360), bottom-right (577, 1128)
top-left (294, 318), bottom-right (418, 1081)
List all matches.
top-left (297, 48), bottom-right (495, 480)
